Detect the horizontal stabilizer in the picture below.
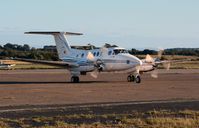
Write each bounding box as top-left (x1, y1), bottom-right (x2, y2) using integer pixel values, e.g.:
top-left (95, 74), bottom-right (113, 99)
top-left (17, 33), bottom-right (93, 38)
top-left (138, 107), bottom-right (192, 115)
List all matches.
top-left (24, 31), bottom-right (83, 36)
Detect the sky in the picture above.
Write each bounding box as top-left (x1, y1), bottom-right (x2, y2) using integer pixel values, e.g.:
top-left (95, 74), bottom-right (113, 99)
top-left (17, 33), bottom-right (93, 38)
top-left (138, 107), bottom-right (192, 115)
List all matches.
top-left (0, 0), bottom-right (199, 49)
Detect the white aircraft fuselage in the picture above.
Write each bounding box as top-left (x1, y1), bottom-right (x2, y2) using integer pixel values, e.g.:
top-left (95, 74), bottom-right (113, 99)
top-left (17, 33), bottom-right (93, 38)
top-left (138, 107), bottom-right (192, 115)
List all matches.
top-left (62, 47), bottom-right (142, 73)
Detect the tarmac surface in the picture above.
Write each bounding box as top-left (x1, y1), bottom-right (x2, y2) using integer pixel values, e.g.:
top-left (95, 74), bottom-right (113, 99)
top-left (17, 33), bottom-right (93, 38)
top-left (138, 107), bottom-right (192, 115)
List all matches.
top-left (0, 69), bottom-right (199, 107)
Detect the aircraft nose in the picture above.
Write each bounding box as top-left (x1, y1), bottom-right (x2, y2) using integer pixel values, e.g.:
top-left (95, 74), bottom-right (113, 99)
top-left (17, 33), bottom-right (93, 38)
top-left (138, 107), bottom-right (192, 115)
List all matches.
top-left (132, 56), bottom-right (142, 66)
top-left (136, 58), bottom-right (142, 66)
top-left (122, 54), bottom-right (142, 66)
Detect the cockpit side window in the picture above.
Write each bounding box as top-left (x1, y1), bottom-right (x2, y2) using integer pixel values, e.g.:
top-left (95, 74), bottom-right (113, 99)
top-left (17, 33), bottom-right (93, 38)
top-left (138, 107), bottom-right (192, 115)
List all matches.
top-left (123, 50), bottom-right (128, 53)
top-left (113, 50), bottom-right (119, 55)
top-left (113, 49), bottom-right (128, 55)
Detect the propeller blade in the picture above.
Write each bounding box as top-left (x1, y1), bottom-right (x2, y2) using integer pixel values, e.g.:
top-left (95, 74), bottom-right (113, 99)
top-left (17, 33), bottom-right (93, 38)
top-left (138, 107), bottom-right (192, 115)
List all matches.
top-left (151, 70), bottom-right (158, 78)
top-left (163, 62), bottom-right (171, 70)
top-left (158, 49), bottom-right (164, 58)
top-left (90, 69), bottom-right (99, 78)
top-left (100, 47), bottom-right (108, 57)
top-left (87, 52), bottom-right (95, 61)
top-left (145, 54), bottom-right (154, 63)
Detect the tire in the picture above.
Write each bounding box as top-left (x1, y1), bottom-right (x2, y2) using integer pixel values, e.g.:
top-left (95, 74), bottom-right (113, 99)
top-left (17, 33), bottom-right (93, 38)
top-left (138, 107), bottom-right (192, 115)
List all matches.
top-left (135, 75), bottom-right (141, 83)
top-left (71, 76), bottom-right (80, 83)
top-left (131, 75), bottom-right (135, 82)
top-left (127, 75), bottom-right (135, 82)
top-left (127, 75), bottom-right (132, 82)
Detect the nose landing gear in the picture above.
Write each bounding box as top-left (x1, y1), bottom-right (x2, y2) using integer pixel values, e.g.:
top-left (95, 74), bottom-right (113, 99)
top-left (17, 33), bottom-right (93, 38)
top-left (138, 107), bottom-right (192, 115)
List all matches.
top-left (127, 75), bottom-right (135, 82)
top-left (135, 75), bottom-right (141, 83)
top-left (127, 74), bottom-right (141, 83)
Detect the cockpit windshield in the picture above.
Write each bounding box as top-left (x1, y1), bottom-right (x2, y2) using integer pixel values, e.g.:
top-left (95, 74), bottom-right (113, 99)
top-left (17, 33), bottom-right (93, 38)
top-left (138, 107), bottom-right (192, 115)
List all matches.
top-left (113, 49), bottom-right (128, 55)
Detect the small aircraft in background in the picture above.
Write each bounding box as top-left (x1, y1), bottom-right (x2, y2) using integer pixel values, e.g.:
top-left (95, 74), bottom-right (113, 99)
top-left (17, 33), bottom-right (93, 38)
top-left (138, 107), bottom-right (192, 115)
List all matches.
top-left (15, 31), bottom-right (173, 83)
top-left (0, 60), bottom-right (15, 70)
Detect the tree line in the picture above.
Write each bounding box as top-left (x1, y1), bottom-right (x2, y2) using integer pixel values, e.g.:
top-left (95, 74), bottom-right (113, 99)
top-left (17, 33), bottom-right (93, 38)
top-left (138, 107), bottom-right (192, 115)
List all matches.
top-left (0, 43), bottom-right (58, 60)
top-left (129, 48), bottom-right (199, 56)
top-left (0, 43), bottom-right (198, 60)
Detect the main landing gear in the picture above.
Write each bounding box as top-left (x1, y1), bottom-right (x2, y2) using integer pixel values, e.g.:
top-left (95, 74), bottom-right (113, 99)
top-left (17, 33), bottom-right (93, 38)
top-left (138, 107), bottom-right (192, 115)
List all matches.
top-left (127, 74), bottom-right (141, 83)
top-left (71, 76), bottom-right (80, 83)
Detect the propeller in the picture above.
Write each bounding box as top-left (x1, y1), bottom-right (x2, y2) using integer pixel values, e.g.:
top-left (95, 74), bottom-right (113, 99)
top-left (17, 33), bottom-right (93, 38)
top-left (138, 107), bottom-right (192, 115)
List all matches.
top-left (158, 49), bottom-right (171, 71)
top-left (151, 49), bottom-right (163, 78)
top-left (87, 45), bottom-right (109, 78)
top-left (144, 49), bottom-right (171, 78)
top-left (86, 52), bottom-right (99, 78)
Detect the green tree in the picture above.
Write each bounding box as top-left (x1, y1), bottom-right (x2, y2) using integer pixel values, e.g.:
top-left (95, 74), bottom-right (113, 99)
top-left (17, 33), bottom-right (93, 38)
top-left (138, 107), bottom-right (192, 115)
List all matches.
top-left (23, 44), bottom-right (30, 51)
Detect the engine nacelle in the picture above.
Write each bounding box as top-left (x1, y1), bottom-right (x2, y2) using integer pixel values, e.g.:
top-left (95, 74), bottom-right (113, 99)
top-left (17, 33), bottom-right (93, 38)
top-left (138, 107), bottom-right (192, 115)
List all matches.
top-left (94, 59), bottom-right (105, 72)
top-left (139, 63), bottom-right (155, 72)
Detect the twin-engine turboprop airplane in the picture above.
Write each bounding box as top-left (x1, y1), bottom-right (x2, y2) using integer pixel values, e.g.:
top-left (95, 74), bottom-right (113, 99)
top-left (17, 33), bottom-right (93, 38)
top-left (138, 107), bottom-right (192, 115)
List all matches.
top-left (19, 31), bottom-right (144, 83)
top-left (0, 61), bottom-right (15, 69)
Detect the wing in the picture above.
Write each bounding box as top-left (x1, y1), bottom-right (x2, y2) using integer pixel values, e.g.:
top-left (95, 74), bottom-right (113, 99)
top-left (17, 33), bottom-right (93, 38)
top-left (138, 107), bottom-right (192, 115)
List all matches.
top-left (14, 58), bottom-right (79, 68)
top-left (154, 59), bottom-right (191, 65)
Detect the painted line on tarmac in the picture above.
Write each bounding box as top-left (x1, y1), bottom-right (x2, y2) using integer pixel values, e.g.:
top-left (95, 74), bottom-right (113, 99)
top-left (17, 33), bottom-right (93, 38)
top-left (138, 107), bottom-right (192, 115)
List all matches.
top-left (0, 100), bottom-right (198, 113)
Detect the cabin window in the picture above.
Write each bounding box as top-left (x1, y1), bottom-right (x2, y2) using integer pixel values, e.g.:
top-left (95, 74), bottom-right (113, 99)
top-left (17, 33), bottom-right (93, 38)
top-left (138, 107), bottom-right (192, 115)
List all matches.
top-left (108, 51), bottom-right (112, 55)
top-left (97, 52), bottom-right (100, 56)
top-left (93, 52), bottom-right (96, 56)
top-left (81, 53), bottom-right (84, 58)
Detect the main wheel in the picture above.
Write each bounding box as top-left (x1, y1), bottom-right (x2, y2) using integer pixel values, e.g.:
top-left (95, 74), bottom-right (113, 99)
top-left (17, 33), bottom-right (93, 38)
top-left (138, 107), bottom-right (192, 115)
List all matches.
top-left (127, 75), bottom-right (131, 82)
top-left (135, 75), bottom-right (141, 83)
top-left (71, 76), bottom-right (80, 83)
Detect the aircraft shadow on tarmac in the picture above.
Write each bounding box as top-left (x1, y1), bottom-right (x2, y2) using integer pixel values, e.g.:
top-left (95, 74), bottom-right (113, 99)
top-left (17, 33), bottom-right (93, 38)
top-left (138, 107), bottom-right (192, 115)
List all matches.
top-left (0, 81), bottom-right (111, 84)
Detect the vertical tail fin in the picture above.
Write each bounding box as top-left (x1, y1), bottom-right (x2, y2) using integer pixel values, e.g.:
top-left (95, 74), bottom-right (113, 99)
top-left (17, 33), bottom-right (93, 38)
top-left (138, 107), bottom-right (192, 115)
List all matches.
top-left (53, 32), bottom-right (71, 59)
top-left (25, 31), bottom-right (83, 59)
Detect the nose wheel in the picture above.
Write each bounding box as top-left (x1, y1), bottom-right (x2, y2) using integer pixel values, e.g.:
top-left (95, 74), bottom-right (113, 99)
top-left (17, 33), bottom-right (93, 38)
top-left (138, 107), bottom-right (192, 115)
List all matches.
top-left (127, 75), bottom-right (135, 82)
top-left (127, 74), bottom-right (141, 83)
top-left (71, 76), bottom-right (80, 83)
top-left (135, 75), bottom-right (141, 83)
